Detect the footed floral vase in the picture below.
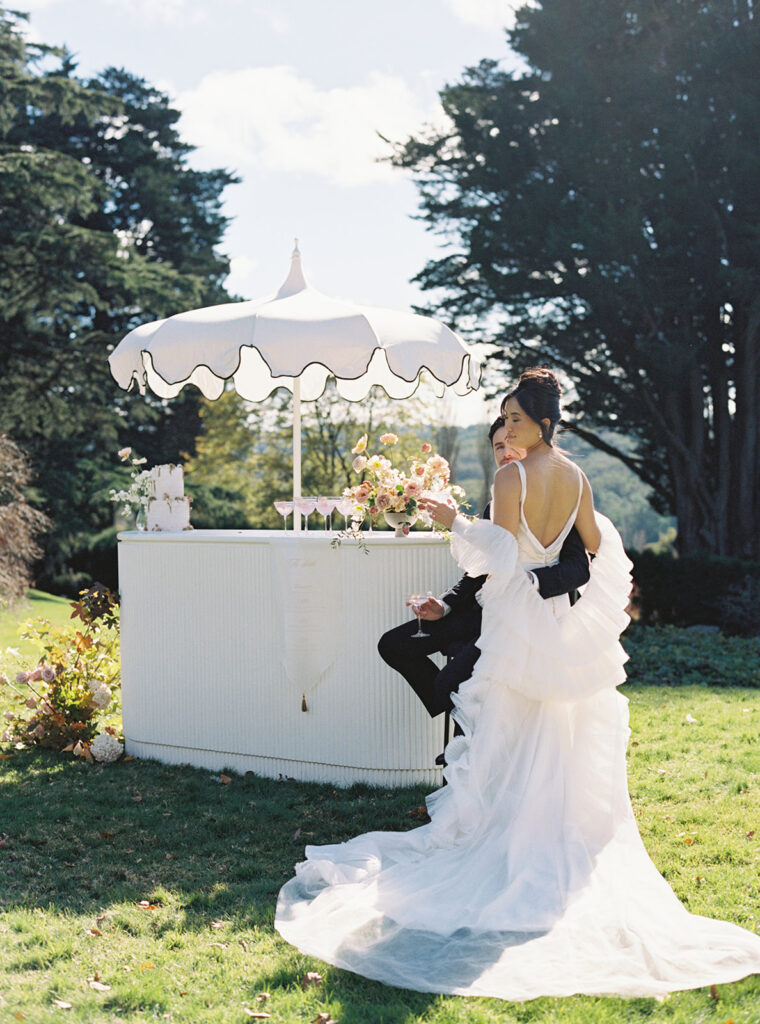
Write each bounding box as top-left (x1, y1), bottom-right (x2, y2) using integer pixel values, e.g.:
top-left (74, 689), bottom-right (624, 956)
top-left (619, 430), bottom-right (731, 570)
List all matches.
top-left (383, 511), bottom-right (418, 537)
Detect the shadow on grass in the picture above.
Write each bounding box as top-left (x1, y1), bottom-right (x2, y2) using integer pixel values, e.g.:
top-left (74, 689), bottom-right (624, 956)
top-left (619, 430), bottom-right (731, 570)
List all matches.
top-left (0, 747), bottom-right (443, 1021)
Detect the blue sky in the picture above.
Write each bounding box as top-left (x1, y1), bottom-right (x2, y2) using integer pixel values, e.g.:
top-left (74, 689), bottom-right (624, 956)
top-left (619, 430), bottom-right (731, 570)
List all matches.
top-left (19, 0), bottom-right (525, 422)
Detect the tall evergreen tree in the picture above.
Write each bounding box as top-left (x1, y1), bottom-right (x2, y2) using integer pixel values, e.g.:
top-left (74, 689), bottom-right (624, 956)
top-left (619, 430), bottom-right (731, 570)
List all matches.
top-left (394, 0), bottom-right (760, 557)
top-left (0, 8), bottom-right (237, 589)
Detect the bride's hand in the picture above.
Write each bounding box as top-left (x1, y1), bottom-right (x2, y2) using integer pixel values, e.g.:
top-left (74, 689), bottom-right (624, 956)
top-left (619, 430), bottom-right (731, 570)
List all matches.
top-left (419, 497), bottom-right (456, 529)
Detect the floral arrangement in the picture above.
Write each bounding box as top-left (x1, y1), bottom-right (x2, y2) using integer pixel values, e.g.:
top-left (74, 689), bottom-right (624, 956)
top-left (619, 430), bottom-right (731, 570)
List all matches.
top-left (345, 432), bottom-right (465, 531)
top-left (109, 447), bottom-right (151, 520)
top-left (0, 584), bottom-right (123, 763)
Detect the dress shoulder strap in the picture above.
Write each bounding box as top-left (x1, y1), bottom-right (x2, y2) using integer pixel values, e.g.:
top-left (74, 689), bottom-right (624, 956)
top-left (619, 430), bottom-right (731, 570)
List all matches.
top-left (514, 460), bottom-right (527, 507)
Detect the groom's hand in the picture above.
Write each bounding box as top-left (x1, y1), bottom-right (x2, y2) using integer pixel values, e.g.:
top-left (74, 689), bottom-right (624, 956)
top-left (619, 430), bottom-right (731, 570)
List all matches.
top-left (407, 596), bottom-right (446, 620)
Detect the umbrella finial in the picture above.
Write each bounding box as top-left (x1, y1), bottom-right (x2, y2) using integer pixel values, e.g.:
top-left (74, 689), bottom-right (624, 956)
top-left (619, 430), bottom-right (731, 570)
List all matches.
top-left (277, 239), bottom-right (308, 298)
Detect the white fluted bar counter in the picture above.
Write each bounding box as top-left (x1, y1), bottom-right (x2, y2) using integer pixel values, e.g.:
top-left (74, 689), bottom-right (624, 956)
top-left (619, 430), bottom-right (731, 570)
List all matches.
top-left (117, 529), bottom-right (461, 786)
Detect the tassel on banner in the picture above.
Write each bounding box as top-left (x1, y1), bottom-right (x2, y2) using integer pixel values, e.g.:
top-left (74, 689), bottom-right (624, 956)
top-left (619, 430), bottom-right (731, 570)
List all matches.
top-left (301, 693), bottom-right (308, 712)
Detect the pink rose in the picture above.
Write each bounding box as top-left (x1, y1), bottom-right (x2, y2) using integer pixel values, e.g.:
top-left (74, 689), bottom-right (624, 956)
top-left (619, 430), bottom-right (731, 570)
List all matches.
top-left (3, 711), bottom-right (14, 721)
top-left (32, 725), bottom-right (46, 739)
top-left (15, 671), bottom-right (29, 685)
top-left (415, 466), bottom-right (425, 477)
top-left (0, 674), bottom-right (8, 687)
top-left (369, 506), bottom-right (378, 515)
top-left (42, 665), bottom-right (56, 683)
top-left (355, 489), bottom-right (369, 505)
top-left (30, 668), bottom-right (43, 682)
top-left (421, 443), bottom-right (432, 453)
top-left (376, 493), bottom-right (392, 511)
top-left (25, 697), bottom-right (37, 709)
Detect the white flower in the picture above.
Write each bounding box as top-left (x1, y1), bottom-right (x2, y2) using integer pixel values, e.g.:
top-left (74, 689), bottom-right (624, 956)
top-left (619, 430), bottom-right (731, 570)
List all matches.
top-left (352, 455), bottom-right (367, 473)
top-left (118, 447), bottom-right (132, 461)
top-left (90, 732), bottom-right (123, 763)
top-left (91, 685), bottom-right (112, 710)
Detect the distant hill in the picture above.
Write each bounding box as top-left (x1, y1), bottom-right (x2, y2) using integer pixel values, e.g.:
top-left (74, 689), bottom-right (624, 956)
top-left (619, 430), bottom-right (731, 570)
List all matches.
top-left (449, 424), bottom-right (674, 551)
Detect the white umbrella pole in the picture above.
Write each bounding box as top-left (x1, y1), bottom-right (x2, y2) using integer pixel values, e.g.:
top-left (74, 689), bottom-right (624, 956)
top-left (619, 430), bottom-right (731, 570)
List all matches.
top-left (293, 377), bottom-right (302, 531)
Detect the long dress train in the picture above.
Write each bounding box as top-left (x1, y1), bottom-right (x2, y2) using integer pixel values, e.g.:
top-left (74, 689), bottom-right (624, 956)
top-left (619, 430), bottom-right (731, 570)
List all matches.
top-left (275, 463), bottom-right (760, 999)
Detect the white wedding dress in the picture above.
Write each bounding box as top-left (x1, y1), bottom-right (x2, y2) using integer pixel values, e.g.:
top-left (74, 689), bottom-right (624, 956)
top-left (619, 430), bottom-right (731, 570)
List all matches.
top-left (275, 463), bottom-right (760, 999)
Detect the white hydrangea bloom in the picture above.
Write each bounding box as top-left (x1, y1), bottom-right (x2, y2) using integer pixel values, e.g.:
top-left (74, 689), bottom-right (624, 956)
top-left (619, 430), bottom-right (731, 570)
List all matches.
top-left (90, 732), bottom-right (123, 763)
top-left (91, 685), bottom-right (112, 710)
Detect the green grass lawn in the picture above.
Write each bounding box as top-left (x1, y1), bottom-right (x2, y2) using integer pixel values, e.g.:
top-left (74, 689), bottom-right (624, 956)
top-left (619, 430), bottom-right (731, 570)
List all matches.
top-left (0, 590), bottom-right (73, 663)
top-left (0, 599), bottom-right (759, 1023)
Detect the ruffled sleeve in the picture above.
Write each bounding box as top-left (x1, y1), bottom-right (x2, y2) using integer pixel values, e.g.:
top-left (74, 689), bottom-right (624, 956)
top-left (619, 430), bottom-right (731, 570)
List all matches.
top-left (450, 515), bottom-right (518, 583)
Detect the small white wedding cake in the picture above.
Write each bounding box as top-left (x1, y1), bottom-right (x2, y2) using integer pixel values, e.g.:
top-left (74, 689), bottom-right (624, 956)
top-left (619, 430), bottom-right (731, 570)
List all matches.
top-left (146, 464), bottom-right (192, 531)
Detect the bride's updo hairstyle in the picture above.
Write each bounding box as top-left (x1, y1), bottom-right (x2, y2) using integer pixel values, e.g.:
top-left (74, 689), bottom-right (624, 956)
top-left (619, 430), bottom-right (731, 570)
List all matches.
top-left (500, 367), bottom-right (562, 447)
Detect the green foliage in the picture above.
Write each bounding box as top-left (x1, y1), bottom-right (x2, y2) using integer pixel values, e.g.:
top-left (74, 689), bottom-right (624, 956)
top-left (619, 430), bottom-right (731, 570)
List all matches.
top-left (394, 0), bottom-right (760, 558)
top-left (0, 9), bottom-right (237, 593)
top-left (0, 584), bottom-right (120, 751)
top-left (185, 385), bottom-right (431, 530)
top-left (631, 550), bottom-right (760, 632)
top-left (0, 682), bottom-right (758, 1021)
top-left (623, 624), bottom-right (760, 687)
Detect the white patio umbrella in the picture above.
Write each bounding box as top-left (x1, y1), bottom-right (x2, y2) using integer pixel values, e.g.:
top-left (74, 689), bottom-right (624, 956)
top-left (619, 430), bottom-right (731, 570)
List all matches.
top-left (109, 242), bottom-right (481, 528)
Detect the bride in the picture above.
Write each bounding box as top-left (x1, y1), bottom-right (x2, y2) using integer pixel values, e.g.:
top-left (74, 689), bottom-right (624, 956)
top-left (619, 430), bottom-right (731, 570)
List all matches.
top-left (275, 368), bottom-right (760, 1000)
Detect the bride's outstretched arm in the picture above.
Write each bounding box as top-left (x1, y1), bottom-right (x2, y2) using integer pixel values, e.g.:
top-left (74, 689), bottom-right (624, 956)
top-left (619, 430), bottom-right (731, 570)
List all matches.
top-left (575, 473), bottom-right (602, 554)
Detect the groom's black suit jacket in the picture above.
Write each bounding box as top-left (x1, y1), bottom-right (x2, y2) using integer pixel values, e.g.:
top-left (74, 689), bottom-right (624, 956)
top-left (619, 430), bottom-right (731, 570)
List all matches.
top-left (377, 502), bottom-right (590, 718)
top-left (441, 502), bottom-right (589, 614)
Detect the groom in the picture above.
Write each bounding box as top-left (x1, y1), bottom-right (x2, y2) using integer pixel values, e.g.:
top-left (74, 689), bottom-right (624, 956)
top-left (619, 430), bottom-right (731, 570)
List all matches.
top-left (377, 417), bottom-right (591, 727)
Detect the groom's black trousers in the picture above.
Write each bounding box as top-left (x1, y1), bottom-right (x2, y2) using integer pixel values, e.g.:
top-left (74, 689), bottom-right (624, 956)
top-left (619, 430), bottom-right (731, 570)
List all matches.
top-left (377, 606), bottom-right (482, 718)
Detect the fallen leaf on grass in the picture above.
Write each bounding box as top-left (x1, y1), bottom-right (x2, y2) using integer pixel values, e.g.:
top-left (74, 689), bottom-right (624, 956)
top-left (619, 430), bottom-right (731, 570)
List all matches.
top-left (0, 753), bottom-right (13, 759)
top-left (293, 828), bottom-right (302, 841)
top-left (710, 983), bottom-right (720, 1000)
top-left (138, 900), bottom-right (158, 911)
top-left (123, 755), bottom-right (135, 761)
top-left (52, 999), bottom-right (72, 1009)
top-left (219, 774), bottom-right (232, 785)
top-left (210, 943), bottom-right (228, 949)
top-left (165, 853), bottom-right (175, 860)
top-left (14, 1013), bottom-right (25, 1020)
top-left (210, 920), bottom-right (226, 929)
top-left (243, 1013), bottom-right (271, 1020)
top-left (747, 831), bottom-right (755, 839)
top-left (255, 992), bottom-right (269, 1002)
top-left (132, 795), bottom-right (142, 803)
top-left (409, 806), bottom-right (428, 818)
top-left (302, 971), bottom-right (323, 989)
top-left (682, 837), bottom-right (695, 845)
top-left (240, 939), bottom-right (249, 952)
top-left (685, 714), bottom-right (698, 724)
top-left (100, 831), bottom-right (115, 839)
top-left (85, 927), bottom-right (102, 937)
top-left (311, 1014), bottom-right (338, 1024)
top-left (88, 980), bottom-right (111, 992)
top-left (139, 962), bottom-right (155, 971)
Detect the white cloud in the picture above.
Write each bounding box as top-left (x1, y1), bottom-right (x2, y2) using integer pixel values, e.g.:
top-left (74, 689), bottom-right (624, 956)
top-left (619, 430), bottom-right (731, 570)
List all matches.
top-left (443, 0), bottom-right (525, 32)
top-left (178, 66), bottom-right (445, 187)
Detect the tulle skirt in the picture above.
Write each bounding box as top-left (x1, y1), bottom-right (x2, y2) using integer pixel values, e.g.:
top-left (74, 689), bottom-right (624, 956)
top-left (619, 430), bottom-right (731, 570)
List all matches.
top-left (275, 516), bottom-right (760, 999)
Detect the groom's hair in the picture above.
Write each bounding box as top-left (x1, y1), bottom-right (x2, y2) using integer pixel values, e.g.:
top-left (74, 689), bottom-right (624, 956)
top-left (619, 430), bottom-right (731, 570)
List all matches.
top-left (488, 417), bottom-right (505, 443)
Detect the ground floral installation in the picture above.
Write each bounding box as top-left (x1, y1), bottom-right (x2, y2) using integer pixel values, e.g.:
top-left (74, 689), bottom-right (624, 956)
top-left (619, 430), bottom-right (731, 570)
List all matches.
top-left (0, 584), bottom-right (123, 763)
top-left (343, 432), bottom-right (464, 535)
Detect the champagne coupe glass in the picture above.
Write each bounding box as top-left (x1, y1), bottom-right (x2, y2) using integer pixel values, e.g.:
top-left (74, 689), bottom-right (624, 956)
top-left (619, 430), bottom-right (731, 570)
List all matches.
top-left (273, 500), bottom-right (294, 530)
top-left (336, 496), bottom-right (356, 530)
top-left (316, 496), bottom-right (335, 531)
top-left (409, 593), bottom-right (426, 638)
top-left (295, 496), bottom-right (317, 530)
